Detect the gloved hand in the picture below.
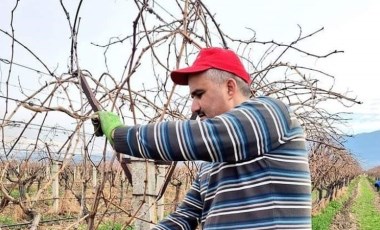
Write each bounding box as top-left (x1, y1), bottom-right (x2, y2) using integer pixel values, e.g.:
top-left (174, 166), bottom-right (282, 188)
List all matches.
top-left (91, 111), bottom-right (123, 145)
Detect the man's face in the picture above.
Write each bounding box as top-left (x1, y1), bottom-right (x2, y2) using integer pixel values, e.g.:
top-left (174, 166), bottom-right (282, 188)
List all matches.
top-left (188, 72), bottom-right (232, 120)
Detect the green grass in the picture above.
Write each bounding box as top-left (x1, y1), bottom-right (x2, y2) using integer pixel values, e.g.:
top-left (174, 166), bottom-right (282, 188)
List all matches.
top-left (312, 177), bottom-right (357, 230)
top-left (77, 221), bottom-right (134, 230)
top-left (10, 189), bottom-right (20, 199)
top-left (367, 177), bottom-right (375, 184)
top-left (351, 177), bottom-right (380, 230)
top-left (312, 200), bottom-right (344, 229)
top-left (97, 221), bottom-right (124, 230)
top-left (0, 215), bottom-right (15, 225)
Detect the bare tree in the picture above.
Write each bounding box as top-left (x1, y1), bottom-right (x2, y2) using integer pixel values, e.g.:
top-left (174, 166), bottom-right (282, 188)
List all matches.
top-left (0, 0), bottom-right (364, 228)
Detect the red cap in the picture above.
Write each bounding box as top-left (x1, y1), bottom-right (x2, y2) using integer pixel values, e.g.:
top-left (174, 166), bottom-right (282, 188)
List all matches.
top-left (171, 47), bottom-right (251, 85)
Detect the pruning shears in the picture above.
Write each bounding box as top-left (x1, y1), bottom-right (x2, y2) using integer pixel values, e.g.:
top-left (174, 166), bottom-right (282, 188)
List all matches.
top-left (75, 70), bottom-right (132, 184)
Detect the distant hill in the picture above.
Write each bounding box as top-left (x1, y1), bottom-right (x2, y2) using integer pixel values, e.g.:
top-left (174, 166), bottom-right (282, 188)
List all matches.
top-left (344, 130), bottom-right (380, 170)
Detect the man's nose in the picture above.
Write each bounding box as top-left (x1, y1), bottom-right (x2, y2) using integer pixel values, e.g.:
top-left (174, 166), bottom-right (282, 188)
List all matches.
top-left (191, 99), bottom-right (200, 113)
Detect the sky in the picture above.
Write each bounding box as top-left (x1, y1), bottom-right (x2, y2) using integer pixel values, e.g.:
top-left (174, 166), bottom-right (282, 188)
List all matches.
top-left (1, 0), bottom-right (380, 137)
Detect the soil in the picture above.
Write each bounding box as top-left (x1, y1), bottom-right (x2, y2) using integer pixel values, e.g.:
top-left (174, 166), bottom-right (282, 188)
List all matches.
top-left (329, 181), bottom-right (359, 230)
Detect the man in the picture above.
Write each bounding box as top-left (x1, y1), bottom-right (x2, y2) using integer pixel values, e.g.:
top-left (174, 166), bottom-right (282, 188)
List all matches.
top-left (94, 47), bottom-right (312, 229)
top-left (375, 180), bottom-right (380, 192)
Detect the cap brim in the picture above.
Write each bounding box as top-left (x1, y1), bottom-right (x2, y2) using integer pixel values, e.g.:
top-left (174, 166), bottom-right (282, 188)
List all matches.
top-left (170, 65), bottom-right (210, 85)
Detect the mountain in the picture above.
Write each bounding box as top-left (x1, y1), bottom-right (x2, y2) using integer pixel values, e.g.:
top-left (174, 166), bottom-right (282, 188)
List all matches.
top-left (344, 130), bottom-right (380, 170)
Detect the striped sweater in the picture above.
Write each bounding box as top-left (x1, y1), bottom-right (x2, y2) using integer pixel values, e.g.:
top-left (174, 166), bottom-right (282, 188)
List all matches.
top-left (114, 96), bottom-right (311, 230)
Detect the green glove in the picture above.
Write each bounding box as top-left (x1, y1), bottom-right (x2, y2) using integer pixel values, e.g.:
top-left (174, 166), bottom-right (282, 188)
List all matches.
top-left (92, 111), bottom-right (123, 145)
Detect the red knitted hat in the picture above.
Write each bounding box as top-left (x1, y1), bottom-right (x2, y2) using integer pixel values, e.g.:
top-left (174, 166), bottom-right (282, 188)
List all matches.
top-left (171, 47), bottom-right (251, 85)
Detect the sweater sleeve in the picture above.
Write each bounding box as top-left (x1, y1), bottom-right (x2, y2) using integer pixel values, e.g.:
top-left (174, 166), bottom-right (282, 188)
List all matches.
top-left (151, 174), bottom-right (202, 230)
top-left (113, 97), bottom-right (303, 162)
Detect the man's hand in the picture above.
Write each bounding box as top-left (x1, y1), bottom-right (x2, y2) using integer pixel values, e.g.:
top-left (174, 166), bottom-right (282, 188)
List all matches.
top-left (91, 111), bottom-right (123, 145)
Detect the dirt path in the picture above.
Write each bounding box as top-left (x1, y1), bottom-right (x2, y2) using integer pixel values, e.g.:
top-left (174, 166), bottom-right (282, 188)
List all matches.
top-left (329, 180), bottom-right (360, 230)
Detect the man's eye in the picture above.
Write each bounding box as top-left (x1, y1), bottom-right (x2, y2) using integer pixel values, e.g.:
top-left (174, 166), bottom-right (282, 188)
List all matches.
top-left (191, 90), bottom-right (204, 99)
top-left (194, 92), bottom-right (203, 98)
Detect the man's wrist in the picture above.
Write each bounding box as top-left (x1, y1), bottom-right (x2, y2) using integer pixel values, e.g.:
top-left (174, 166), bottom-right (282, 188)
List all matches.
top-left (111, 129), bottom-right (115, 140)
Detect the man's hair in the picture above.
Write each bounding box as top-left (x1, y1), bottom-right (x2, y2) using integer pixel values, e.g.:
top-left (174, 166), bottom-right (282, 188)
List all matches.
top-left (206, 69), bottom-right (251, 97)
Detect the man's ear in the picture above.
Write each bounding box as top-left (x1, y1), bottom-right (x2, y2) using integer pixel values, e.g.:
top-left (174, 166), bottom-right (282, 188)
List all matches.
top-left (226, 78), bottom-right (237, 97)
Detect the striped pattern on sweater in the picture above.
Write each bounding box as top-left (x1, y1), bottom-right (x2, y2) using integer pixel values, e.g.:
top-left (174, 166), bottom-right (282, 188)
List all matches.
top-left (114, 96), bottom-right (311, 230)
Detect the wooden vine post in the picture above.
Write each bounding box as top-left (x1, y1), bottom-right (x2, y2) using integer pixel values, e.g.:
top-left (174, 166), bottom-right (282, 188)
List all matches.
top-left (51, 160), bottom-right (61, 213)
top-left (131, 159), bottom-right (157, 229)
